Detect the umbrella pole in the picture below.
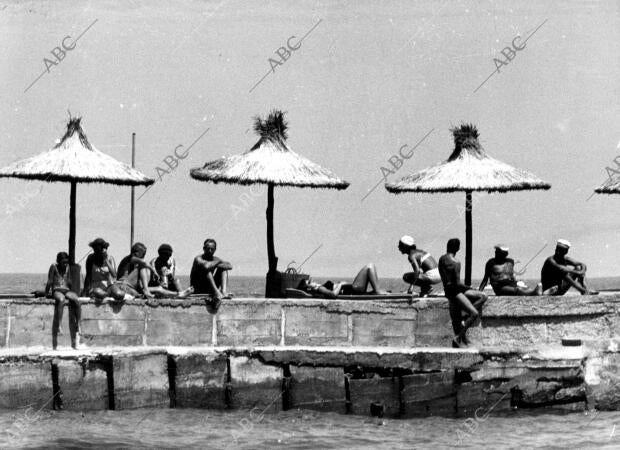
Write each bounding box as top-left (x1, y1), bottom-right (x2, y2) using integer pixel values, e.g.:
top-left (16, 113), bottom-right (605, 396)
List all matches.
top-left (465, 190), bottom-right (472, 286)
top-left (266, 183), bottom-right (277, 272)
top-left (130, 132), bottom-right (136, 248)
top-left (265, 183), bottom-right (281, 298)
top-left (69, 181), bottom-right (77, 264)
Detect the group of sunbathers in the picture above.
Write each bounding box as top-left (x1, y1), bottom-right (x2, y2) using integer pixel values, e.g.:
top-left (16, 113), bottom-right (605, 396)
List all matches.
top-left (47, 233), bottom-right (598, 349)
top-left (298, 235), bottom-right (599, 347)
top-left (402, 236), bottom-right (599, 297)
top-left (46, 237), bottom-right (232, 349)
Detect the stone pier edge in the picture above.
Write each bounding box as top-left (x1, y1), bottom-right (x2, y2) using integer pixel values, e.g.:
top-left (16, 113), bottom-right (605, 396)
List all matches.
top-left (2, 342), bottom-right (620, 417)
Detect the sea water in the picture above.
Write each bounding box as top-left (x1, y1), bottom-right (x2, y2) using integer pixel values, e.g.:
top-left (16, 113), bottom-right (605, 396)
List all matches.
top-left (2, 274), bottom-right (620, 296)
top-left (1, 407), bottom-right (619, 449)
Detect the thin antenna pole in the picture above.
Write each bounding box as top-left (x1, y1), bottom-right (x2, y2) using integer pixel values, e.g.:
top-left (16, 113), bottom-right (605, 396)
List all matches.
top-left (130, 132), bottom-right (136, 248)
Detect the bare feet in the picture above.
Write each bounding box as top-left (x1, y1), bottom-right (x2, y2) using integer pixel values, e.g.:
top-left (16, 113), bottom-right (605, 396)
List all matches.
top-left (543, 286), bottom-right (559, 296)
top-left (420, 285), bottom-right (434, 298)
top-left (452, 336), bottom-right (469, 348)
top-left (177, 286), bottom-right (194, 298)
top-left (534, 283), bottom-right (543, 296)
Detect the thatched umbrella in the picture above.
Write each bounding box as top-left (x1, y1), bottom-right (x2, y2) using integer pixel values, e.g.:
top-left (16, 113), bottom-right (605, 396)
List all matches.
top-left (385, 124), bottom-right (551, 285)
top-left (594, 176), bottom-right (620, 195)
top-left (0, 117), bottom-right (154, 263)
top-left (190, 110), bottom-right (349, 295)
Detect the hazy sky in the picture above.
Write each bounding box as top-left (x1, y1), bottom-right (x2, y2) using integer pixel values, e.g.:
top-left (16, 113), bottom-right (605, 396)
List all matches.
top-left (0, 0), bottom-right (619, 279)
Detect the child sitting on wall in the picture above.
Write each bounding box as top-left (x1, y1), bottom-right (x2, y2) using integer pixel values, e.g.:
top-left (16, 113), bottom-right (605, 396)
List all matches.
top-left (46, 251), bottom-right (81, 349)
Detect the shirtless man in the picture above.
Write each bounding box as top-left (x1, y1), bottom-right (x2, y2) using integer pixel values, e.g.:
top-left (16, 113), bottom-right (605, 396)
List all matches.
top-left (479, 245), bottom-right (542, 296)
top-left (190, 238), bottom-right (233, 301)
top-left (438, 238), bottom-right (487, 348)
top-left (398, 235), bottom-right (441, 297)
top-left (541, 239), bottom-right (598, 296)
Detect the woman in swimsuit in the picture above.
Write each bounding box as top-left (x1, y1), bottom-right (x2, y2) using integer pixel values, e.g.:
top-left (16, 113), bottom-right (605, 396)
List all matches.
top-left (83, 238), bottom-right (117, 300)
top-left (398, 235), bottom-right (441, 296)
top-left (299, 263), bottom-right (388, 298)
top-left (46, 251), bottom-right (81, 349)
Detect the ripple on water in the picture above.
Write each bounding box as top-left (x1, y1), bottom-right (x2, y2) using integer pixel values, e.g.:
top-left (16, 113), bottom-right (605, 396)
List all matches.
top-left (1, 408), bottom-right (620, 449)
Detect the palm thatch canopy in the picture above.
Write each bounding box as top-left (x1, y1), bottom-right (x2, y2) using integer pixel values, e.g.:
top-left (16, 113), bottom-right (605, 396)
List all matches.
top-left (190, 111), bottom-right (349, 295)
top-left (0, 117), bottom-right (153, 186)
top-left (594, 177), bottom-right (620, 194)
top-left (385, 124), bottom-right (550, 193)
top-left (384, 124), bottom-right (551, 286)
top-left (190, 111), bottom-right (349, 189)
top-left (0, 117), bottom-right (154, 263)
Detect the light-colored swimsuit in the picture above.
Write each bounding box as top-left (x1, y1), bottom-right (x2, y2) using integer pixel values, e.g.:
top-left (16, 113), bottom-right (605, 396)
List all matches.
top-left (149, 256), bottom-right (176, 288)
top-left (90, 261), bottom-right (113, 293)
top-left (424, 267), bottom-right (441, 284)
top-left (419, 253), bottom-right (441, 283)
top-left (49, 263), bottom-right (71, 294)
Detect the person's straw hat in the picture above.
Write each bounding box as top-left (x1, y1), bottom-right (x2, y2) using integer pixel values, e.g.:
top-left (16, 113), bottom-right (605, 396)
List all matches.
top-left (89, 237), bottom-right (109, 248)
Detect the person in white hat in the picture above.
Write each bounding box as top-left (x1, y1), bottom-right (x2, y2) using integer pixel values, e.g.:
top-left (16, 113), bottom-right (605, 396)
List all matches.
top-left (540, 239), bottom-right (598, 295)
top-left (398, 235), bottom-right (441, 297)
top-left (479, 245), bottom-right (542, 295)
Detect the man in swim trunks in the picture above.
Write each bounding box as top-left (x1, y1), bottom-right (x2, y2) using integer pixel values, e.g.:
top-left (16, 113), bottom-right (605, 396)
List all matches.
top-left (398, 235), bottom-right (441, 297)
top-left (541, 239), bottom-right (598, 296)
top-left (438, 238), bottom-right (487, 348)
top-left (190, 238), bottom-right (233, 301)
top-left (479, 245), bottom-right (542, 296)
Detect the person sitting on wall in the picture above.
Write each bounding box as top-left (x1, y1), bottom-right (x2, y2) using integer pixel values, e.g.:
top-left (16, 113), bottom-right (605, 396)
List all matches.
top-left (148, 243), bottom-right (190, 295)
top-left (541, 239), bottom-right (599, 296)
top-left (298, 263), bottom-right (388, 299)
top-left (398, 235), bottom-right (442, 297)
top-left (190, 238), bottom-right (233, 302)
top-left (479, 245), bottom-right (542, 296)
top-left (47, 251), bottom-right (81, 349)
top-left (83, 238), bottom-right (117, 300)
top-left (438, 238), bottom-right (487, 348)
top-left (115, 242), bottom-right (192, 299)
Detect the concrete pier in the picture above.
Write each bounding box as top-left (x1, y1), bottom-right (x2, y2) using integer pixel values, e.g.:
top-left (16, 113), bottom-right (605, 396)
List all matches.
top-left (1, 294), bottom-right (620, 417)
top-left (0, 344), bottom-right (610, 417)
top-left (2, 294), bottom-right (620, 350)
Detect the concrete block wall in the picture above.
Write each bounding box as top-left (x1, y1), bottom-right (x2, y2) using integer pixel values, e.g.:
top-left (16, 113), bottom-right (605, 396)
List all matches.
top-left (1, 345), bottom-right (603, 417)
top-left (1, 294), bottom-right (620, 351)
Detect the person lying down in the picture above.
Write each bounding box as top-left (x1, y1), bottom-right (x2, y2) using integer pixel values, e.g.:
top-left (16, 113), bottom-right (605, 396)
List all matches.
top-left (298, 263), bottom-right (389, 299)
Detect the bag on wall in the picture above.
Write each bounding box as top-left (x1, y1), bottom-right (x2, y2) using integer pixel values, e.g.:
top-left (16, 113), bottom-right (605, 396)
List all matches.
top-left (279, 266), bottom-right (309, 296)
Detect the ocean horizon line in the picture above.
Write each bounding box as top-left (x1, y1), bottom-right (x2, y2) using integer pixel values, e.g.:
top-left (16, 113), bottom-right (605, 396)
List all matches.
top-left (2, 272), bottom-right (620, 282)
